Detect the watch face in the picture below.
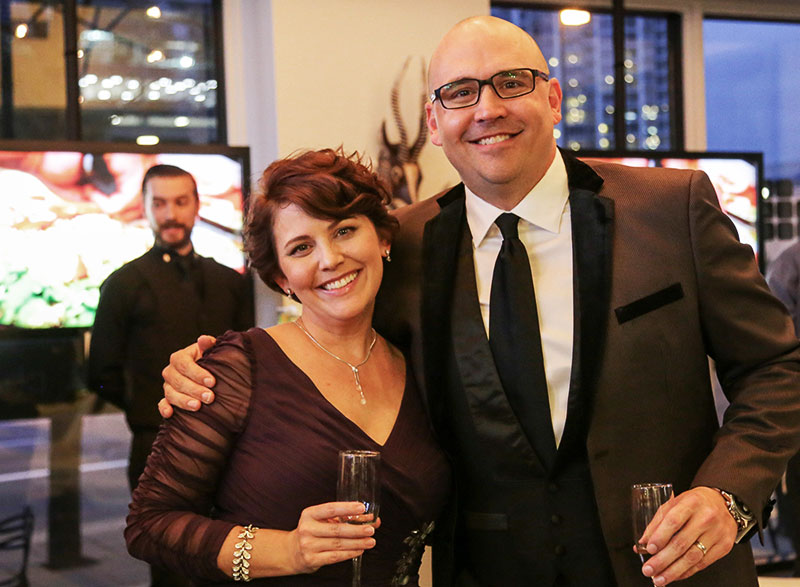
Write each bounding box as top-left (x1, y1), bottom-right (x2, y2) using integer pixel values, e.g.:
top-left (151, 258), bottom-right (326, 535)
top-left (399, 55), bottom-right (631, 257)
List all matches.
top-left (718, 489), bottom-right (754, 530)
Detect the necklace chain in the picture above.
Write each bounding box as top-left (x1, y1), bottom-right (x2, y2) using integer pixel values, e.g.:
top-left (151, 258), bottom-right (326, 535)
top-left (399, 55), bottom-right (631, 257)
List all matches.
top-left (294, 318), bottom-right (377, 405)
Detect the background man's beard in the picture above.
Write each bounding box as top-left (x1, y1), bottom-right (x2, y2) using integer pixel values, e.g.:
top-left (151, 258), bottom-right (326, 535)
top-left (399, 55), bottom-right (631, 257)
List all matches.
top-left (156, 223), bottom-right (193, 250)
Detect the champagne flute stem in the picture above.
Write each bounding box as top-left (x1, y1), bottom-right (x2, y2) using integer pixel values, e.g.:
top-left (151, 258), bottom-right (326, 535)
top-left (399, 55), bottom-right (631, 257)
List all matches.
top-left (638, 552), bottom-right (656, 586)
top-left (352, 554), bottom-right (362, 587)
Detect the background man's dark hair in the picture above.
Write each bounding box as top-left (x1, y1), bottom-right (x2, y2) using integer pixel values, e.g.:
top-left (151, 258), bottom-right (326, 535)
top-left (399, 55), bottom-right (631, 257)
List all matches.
top-left (141, 164), bottom-right (198, 200)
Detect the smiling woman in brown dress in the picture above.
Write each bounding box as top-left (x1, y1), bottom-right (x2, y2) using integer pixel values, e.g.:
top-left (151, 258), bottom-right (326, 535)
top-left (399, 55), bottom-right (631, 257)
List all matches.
top-left (125, 148), bottom-right (450, 586)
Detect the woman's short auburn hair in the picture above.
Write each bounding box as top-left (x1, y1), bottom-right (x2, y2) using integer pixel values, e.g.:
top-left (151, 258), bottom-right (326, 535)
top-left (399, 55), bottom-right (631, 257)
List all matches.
top-left (245, 148), bottom-right (399, 294)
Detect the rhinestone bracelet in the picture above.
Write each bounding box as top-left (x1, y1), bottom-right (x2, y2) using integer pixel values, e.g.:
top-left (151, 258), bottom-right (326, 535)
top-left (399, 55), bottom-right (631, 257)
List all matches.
top-left (232, 524), bottom-right (258, 582)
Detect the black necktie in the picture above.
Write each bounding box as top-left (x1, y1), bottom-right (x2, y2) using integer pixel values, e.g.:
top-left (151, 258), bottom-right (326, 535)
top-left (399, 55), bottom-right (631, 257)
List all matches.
top-left (489, 213), bottom-right (556, 468)
top-left (175, 254), bottom-right (193, 279)
top-left (175, 253), bottom-right (204, 298)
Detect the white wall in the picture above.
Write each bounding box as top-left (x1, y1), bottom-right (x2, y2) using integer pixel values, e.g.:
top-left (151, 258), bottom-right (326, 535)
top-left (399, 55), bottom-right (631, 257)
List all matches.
top-left (269, 0), bottom-right (487, 197)
top-left (223, 0), bottom-right (489, 325)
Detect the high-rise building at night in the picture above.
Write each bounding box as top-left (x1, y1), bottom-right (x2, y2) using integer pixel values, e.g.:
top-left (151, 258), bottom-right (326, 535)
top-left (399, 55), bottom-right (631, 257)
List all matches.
top-left (493, 7), bottom-right (673, 152)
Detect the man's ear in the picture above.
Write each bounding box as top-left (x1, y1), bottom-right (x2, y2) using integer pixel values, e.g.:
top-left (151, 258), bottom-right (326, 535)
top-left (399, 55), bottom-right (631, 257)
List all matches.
top-left (426, 102), bottom-right (443, 147)
top-left (548, 77), bottom-right (563, 125)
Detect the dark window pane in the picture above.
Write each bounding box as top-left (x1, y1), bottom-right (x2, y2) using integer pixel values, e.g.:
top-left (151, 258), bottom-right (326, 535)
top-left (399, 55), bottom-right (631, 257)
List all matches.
top-left (76, 1), bottom-right (219, 143)
top-left (1, 1), bottom-right (67, 139)
top-left (778, 223), bottom-right (794, 240)
top-left (491, 6), bottom-right (675, 152)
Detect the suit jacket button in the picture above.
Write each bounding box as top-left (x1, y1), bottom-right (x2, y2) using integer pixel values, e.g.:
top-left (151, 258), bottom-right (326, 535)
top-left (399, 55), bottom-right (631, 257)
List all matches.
top-left (547, 482), bottom-right (559, 493)
top-left (554, 544), bottom-right (566, 556)
top-left (550, 514), bottom-right (562, 525)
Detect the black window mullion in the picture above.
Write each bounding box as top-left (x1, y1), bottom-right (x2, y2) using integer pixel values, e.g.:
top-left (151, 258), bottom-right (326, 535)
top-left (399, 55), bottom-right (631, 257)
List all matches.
top-left (1, 0), bottom-right (14, 137)
top-left (212, 0), bottom-right (226, 144)
top-left (63, 0), bottom-right (81, 140)
top-left (666, 13), bottom-right (684, 151)
top-left (612, 0), bottom-right (626, 151)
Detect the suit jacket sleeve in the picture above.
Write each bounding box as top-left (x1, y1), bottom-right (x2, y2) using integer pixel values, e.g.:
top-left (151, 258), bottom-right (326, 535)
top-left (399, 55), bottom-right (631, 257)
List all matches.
top-left (688, 170), bottom-right (800, 518)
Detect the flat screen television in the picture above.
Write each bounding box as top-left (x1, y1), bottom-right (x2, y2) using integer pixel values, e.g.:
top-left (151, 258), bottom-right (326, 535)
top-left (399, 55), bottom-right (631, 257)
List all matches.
top-left (0, 140), bottom-right (251, 331)
top-left (577, 150), bottom-right (764, 271)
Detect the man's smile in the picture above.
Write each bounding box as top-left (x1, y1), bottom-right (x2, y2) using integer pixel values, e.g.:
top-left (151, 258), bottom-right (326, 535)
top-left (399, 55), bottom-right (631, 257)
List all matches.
top-left (476, 134), bottom-right (512, 145)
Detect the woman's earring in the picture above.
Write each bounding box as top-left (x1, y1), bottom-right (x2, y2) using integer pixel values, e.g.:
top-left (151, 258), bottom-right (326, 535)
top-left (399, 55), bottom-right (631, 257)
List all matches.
top-left (384, 250), bottom-right (392, 263)
top-left (285, 288), bottom-right (293, 296)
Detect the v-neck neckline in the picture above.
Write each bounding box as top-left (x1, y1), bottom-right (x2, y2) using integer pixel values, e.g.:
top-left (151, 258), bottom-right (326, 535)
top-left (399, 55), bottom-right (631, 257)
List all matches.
top-left (255, 328), bottom-right (407, 448)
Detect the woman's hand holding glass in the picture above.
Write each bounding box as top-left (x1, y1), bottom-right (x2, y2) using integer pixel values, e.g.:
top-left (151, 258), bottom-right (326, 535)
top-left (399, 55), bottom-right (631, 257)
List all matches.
top-left (219, 501), bottom-right (379, 579)
top-left (286, 501), bottom-right (379, 574)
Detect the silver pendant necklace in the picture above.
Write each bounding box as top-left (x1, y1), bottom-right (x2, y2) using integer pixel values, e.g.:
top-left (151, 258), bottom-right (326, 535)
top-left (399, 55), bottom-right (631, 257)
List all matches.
top-left (294, 318), bottom-right (377, 405)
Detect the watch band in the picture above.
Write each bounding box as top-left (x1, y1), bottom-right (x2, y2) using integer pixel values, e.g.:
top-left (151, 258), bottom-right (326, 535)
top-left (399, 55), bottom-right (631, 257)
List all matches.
top-left (715, 489), bottom-right (757, 543)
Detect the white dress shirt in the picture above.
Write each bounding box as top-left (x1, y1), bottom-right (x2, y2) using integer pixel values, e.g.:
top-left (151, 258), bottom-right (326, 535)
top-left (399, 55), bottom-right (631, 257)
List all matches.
top-left (464, 150), bottom-right (574, 446)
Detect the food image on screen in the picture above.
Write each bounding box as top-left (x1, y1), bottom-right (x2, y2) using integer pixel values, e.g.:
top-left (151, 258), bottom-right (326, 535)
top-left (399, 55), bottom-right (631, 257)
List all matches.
top-left (0, 147), bottom-right (248, 330)
top-left (662, 158), bottom-right (758, 253)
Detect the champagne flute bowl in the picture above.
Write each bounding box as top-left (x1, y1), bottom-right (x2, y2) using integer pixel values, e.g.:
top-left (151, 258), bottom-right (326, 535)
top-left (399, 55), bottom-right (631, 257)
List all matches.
top-left (337, 450), bottom-right (380, 587)
top-left (632, 481), bottom-right (674, 572)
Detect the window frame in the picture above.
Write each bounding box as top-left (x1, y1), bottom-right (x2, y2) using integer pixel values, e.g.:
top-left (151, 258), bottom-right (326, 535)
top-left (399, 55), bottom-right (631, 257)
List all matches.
top-left (493, 1), bottom-right (684, 153)
top-left (0, 0), bottom-right (227, 143)
top-left (502, 0), bottom-right (800, 150)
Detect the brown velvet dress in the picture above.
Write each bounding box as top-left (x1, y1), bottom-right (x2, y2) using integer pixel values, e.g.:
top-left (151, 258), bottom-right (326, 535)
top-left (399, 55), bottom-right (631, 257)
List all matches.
top-left (125, 328), bottom-right (451, 586)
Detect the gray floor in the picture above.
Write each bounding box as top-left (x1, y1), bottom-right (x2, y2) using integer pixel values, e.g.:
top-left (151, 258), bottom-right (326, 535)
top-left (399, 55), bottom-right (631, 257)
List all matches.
top-left (26, 518), bottom-right (149, 587)
top-left (1, 411), bottom-right (148, 586)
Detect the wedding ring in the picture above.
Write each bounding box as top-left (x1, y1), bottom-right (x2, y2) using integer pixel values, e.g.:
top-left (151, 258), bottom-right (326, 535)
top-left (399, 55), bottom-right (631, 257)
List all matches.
top-left (693, 540), bottom-right (707, 556)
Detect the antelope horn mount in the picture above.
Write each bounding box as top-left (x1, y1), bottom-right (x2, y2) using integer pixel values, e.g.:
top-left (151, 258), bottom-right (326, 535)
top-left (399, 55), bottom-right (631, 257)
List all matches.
top-left (379, 56), bottom-right (428, 207)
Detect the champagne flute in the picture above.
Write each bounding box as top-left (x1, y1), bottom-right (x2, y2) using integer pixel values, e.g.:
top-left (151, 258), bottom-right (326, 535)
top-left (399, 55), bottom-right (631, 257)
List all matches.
top-left (632, 482), bottom-right (673, 571)
top-left (337, 450), bottom-right (380, 587)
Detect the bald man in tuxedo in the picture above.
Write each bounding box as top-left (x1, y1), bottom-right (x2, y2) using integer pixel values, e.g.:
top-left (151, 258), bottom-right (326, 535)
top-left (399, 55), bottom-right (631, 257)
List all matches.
top-left (160, 16), bottom-right (800, 587)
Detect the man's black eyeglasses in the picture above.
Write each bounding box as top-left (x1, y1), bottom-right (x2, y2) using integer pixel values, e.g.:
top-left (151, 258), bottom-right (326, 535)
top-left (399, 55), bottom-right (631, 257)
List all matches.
top-left (430, 68), bottom-right (550, 110)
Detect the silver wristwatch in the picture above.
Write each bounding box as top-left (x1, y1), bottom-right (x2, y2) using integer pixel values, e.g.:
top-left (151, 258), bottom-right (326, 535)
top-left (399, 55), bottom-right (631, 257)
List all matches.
top-left (716, 489), bottom-right (757, 543)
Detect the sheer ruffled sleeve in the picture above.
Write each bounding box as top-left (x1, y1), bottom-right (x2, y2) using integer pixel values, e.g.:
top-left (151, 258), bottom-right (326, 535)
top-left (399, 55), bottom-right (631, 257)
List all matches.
top-left (125, 330), bottom-right (255, 582)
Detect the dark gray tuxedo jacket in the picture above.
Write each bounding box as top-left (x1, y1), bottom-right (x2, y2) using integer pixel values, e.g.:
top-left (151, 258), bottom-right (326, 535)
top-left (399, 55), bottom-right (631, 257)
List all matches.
top-left (374, 150), bottom-right (800, 586)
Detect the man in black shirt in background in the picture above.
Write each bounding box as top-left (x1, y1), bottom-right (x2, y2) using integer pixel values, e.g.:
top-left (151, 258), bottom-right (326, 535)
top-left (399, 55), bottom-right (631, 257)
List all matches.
top-left (87, 164), bottom-right (253, 586)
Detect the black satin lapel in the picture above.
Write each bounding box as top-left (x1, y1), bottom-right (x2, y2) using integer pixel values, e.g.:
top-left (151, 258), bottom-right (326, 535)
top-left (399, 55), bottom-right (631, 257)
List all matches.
top-left (558, 187), bottom-right (614, 457)
top-left (421, 188), bottom-right (466, 430)
top-left (450, 224), bottom-right (543, 476)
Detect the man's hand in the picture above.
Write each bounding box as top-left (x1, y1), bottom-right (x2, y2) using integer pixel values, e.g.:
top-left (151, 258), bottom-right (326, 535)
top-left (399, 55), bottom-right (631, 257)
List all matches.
top-left (636, 486), bottom-right (738, 586)
top-left (158, 335), bottom-right (217, 418)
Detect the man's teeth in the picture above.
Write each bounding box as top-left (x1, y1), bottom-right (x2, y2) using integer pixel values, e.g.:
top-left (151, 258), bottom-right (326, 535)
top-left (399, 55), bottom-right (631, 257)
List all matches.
top-left (322, 272), bottom-right (357, 290)
top-left (477, 134), bottom-right (511, 145)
